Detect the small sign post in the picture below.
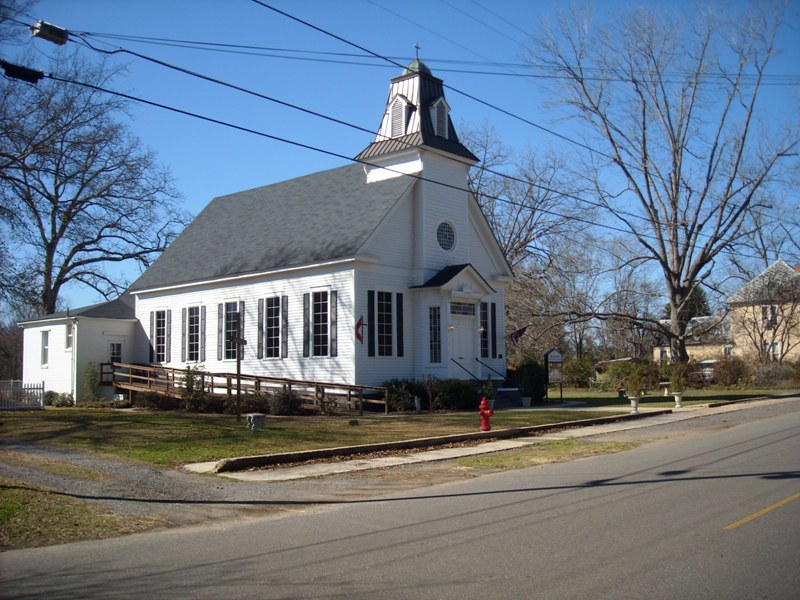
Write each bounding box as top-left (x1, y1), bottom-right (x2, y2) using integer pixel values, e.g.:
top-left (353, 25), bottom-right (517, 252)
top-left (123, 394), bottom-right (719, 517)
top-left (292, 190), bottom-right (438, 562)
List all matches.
top-left (545, 349), bottom-right (563, 403)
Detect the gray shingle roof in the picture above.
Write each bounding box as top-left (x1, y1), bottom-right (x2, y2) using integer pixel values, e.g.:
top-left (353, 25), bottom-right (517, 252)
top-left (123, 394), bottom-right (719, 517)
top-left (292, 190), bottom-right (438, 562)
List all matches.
top-left (727, 260), bottom-right (800, 305)
top-left (19, 293), bottom-right (135, 324)
top-left (129, 163), bottom-right (414, 292)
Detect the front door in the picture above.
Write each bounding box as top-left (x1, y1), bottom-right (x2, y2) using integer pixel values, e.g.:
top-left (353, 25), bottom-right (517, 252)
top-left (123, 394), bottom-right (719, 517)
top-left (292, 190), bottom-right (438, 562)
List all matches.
top-left (449, 316), bottom-right (476, 378)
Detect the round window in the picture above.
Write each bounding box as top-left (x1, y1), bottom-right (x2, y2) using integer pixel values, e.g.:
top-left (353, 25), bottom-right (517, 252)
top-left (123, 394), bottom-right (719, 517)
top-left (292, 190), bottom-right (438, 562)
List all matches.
top-left (437, 222), bottom-right (455, 251)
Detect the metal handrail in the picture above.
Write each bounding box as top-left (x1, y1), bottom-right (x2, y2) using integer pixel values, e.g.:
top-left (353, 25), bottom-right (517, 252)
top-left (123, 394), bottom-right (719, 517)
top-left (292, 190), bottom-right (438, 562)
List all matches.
top-left (475, 357), bottom-right (505, 381)
top-left (450, 358), bottom-right (481, 382)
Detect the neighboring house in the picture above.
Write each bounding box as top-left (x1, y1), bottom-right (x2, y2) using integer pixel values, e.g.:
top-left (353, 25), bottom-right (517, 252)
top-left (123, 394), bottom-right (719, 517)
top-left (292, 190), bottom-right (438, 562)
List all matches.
top-left (20, 60), bottom-right (514, 400)
top-left (651, 315), bottom-right (732, 364)
top-left (726, 260), bottom-right (800, 363)
top-left (19, 295), bottom-right (140, 401)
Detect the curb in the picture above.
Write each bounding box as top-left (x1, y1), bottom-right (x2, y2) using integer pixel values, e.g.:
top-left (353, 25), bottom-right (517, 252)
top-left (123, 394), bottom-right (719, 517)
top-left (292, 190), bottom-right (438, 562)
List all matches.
top-left (214, 409), bottom-right (673, 473)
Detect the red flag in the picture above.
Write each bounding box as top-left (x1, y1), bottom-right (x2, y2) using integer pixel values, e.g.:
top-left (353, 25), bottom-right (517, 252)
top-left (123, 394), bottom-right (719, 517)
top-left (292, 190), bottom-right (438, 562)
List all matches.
top-left (509, 325), bottom-right (529, 346)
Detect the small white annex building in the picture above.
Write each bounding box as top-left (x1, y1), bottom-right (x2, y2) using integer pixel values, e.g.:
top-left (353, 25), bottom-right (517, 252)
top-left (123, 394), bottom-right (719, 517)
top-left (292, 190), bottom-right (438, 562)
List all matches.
top-left (21, 60), bottom-right (513, 399)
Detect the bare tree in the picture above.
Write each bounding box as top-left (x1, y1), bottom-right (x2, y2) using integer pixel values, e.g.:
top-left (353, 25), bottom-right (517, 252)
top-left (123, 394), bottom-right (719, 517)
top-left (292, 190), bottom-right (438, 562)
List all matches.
top-left (462, 123), bottom-right (591, 272)
top-left (0, 54), bottom-right (187, 315)
top-left (0, 0), bottom-right (33, 44)
top-left (530, 2), bottom-right (800, 363)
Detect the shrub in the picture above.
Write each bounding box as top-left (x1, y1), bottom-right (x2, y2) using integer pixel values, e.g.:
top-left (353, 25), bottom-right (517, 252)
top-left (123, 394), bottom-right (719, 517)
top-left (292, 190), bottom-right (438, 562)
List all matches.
top-left (239, 391), bottom-right (272, 414)
top-left (383, 379), bottom-right (421, 412)
top-left (268, 390), bottom-right (302, 415)
top-left (435, 379), bottom-right (479, 411)
top-left (133, 391), bottom-right (181, 411)
top-left (563, 357), bottom-right (595, 388)
top-left (81, 362), bottom-right (100, 404)
top-left (749, 362), bottom-right (796, 388)
top-left (605, 360), bottom-right (659, 395)
top-left (713, 357), bottom-right (749, 387)
top-left (514, 360), bottom-right (546, 401)
top-left (181, 365), bottom-right (209, 412)
top-left (48, 392), bottom-right (73, 407)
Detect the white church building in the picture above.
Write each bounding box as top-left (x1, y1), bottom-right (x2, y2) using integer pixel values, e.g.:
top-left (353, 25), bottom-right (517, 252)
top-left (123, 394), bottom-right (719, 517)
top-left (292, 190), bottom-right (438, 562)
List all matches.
top-left (21, 60), bottom-right (514, 401)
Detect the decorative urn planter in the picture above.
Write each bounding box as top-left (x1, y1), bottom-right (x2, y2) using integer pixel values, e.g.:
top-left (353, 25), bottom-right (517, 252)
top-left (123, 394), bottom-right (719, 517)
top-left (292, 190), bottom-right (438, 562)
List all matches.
top-left (629, 396), bottom-right (640, 414)
top-left (673, 392), bottom-right (684, 408)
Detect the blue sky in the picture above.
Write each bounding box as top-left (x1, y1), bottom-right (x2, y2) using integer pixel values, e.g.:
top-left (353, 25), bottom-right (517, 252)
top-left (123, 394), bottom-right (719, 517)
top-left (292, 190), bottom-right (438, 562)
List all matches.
top-left (4, 0), bottom-right (800, 309)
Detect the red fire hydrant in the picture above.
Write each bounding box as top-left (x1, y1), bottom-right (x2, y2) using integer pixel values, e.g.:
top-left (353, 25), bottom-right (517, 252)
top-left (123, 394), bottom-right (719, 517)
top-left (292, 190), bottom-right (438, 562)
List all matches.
top-left (479, 396), bottom-right (493, 431)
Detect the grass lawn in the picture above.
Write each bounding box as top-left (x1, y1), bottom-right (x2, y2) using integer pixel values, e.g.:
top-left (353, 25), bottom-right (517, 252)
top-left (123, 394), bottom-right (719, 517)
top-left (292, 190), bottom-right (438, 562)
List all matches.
top-left (0, 407), bottom-right (621, 467)
top-left (0, 477), bottom-right (164, 549)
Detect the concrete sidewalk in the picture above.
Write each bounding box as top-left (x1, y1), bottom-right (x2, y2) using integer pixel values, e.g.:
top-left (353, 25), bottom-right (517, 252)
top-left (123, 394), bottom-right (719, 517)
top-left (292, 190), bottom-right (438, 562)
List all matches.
top-left (186, 400), bottom-right (772, 482)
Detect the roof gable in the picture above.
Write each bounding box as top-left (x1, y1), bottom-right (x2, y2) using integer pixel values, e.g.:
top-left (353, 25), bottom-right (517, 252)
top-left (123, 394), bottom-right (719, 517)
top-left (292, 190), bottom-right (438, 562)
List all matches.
top-left (727, 260), bottom-right (800, 305)
top-left (130, 164), bottom-right (413, 292)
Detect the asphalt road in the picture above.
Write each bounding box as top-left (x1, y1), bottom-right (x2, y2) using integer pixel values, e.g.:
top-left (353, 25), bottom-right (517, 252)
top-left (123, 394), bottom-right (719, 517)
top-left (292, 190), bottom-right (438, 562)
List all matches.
top-left (2, 398), bottom-right (799, 599)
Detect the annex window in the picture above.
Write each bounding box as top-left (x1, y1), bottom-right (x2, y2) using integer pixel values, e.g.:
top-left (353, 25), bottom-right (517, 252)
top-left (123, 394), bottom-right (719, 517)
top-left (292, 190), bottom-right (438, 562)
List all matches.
top-left (429, 306), bottom-right (441, 364)
top-left (303, 291), bottom-right (337, 358)
top-left (109, 342), bottom-right (122, 364)
top-left (65, 321), bottom-right (73, 349)
top-left (40, 330), bottom-right (49, 366)
top-left (182, 306), bottom-right (204, 363)
top-left (150, 309), bottom-right (171, 363)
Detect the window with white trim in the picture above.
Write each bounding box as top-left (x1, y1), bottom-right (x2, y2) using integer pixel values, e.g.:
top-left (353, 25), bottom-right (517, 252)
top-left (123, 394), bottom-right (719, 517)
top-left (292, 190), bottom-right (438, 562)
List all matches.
top-left (40, 330), bottom-right (49, 366)
top-left (65, 322), bottom-right (73, 349)
top-left (224, 302), bottom-right (239, 360)
top-left (154, 310), bottom-right (167, 363)
top-left (186, 306), bottom-right (201, 362)
top-left (265, 297), bottom-right (281, 358)
top-left (109, 342), bottom-right (122, 364)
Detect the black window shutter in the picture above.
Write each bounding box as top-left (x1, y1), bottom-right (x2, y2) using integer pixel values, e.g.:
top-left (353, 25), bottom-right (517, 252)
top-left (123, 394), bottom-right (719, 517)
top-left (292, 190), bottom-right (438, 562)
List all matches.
top-left (396, 293), bottom-right (404, 357)
top-left (217, 303), bottom-right (223, 361)
top-left (257, 298), bottom-right (264, 359)
top-left (281, 296), bottom-right (288, 358)
top-left (181, 308), bottom-right (187, 362)
top-left (330, 290), bottom-right (338, 357)
top-left (200, 306), bottom-right (206, 362)
top-left (238, 301), bottom-right (245, 358)
top-left (367, 290), bottom-right (375, 357)
top-left (303, 293), bottom-right (310, 357)
top-left (149, 311), bottom-right (155, 363)
top-left (491, 302), bottom-right (497, 358)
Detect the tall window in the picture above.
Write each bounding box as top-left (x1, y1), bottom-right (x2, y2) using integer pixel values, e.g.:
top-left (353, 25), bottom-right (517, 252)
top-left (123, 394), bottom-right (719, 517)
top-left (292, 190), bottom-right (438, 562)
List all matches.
top-left (224, 302), bottom-right (239, 360)
top-left (65, 322), bottom-right (73, 349)
top-left (480, 303), bottom-right (489, 358)
top-left (378, 291), bottom-right (393, 356)
top-left (429, 306), bottom-right (441, 364)
top-left (313, 291), bottom-right (329, 356)
top-left (40, 330), bottom-right (49, 366)
top-left (761, 305), bottom-right (778, 329)
top-left (154, 310), bottom-right (167, 363)
top-left (187, 306), bottom-right (200, 362)
top-left (265, 297), bottom-right (281, 358)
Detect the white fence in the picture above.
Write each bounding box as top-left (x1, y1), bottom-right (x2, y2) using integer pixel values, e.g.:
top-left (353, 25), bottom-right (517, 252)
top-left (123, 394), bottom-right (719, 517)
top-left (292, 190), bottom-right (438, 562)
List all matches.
top-left (0, 380), bottom-right (45, 410)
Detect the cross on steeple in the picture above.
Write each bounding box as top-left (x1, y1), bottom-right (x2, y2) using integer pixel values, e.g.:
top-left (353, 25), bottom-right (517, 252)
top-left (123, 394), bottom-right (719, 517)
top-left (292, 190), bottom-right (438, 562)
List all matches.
top-left (413, 42), bottom-right (421, 60)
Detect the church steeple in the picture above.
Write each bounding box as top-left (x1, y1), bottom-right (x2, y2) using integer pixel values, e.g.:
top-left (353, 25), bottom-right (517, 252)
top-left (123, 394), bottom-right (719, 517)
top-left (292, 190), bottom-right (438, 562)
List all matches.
top-left (356, 59), bottom-right (478, 166)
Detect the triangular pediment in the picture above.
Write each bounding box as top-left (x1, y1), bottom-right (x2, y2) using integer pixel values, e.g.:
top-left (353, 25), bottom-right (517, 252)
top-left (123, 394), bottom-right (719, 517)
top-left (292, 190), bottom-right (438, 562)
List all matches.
top-left (411, 264), bottom-right (495, 299)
